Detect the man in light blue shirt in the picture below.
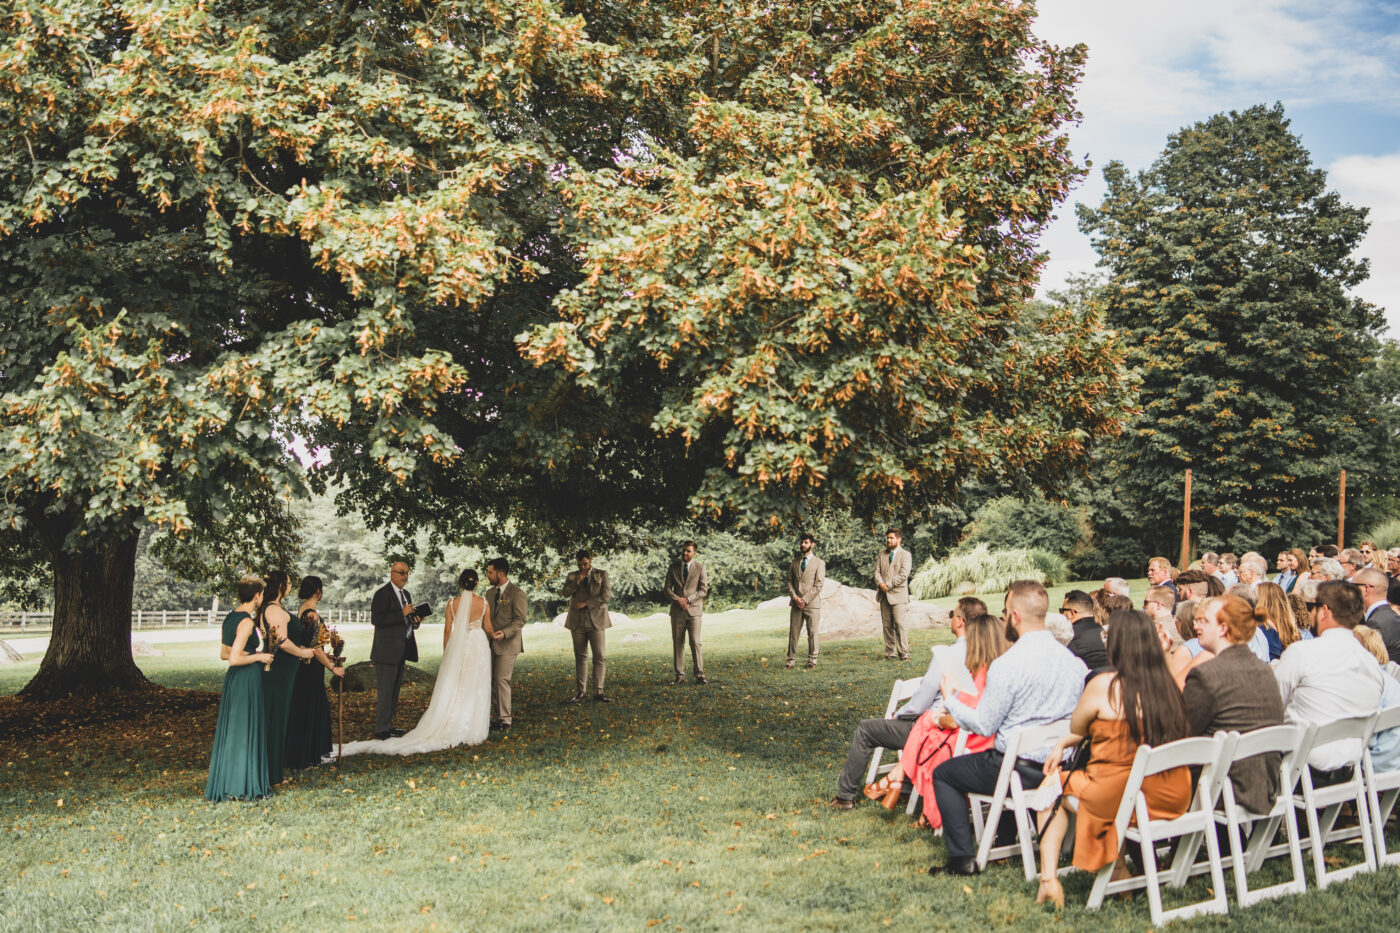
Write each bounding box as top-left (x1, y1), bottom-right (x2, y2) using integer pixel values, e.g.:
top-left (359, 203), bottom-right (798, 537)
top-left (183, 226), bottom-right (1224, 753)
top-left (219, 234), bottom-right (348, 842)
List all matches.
top-left (928, 581), bottom-right (1088, 876)
top-left (830, 599), bottom-right (983, 808)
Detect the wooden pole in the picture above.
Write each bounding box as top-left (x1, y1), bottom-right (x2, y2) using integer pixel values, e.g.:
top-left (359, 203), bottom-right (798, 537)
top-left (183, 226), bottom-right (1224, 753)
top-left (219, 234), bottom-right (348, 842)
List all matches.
top-left (337, 678), bottom-right (344, 763)
top-left (1180, 469), bottom-right (1193, 570)
top-left (1338, 469), bottom-right (1347, 549)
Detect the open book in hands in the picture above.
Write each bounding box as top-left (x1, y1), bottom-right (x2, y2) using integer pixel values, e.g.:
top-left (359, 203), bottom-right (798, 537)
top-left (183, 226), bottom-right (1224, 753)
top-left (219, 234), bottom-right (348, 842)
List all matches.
top-left (932, 644), bottom-right (976, 696)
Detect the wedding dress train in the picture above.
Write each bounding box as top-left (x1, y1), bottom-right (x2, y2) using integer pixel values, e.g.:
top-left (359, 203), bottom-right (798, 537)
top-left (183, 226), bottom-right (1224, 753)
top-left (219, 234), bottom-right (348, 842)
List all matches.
top-left (340, 591), bottom-right (491, 757)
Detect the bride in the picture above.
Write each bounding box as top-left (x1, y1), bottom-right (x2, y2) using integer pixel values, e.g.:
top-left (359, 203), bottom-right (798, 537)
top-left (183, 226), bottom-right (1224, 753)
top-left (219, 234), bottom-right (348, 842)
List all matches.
top-left (341, 569), bottom-right (493, 757)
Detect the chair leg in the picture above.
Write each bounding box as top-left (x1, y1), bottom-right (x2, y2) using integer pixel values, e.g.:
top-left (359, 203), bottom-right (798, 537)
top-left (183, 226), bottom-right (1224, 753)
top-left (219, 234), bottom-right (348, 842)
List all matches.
top-left (906, 786), bottom-right (920, 816)
top-left (973, 794), bottom-right (1003, 870)
top-left (1376, 788), bottom-right (1400, 865)
top-left (1139, 829), bottom-right (1167, 928)
top-left (1014, 801), bottom-right (1039, 880)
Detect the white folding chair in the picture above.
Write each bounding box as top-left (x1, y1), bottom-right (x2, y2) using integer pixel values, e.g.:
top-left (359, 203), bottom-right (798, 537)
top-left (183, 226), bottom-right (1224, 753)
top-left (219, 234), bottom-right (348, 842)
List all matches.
top-left (906, 728), bottom-right (969, 817)
top-left (1363, 705), bottom-right (1400, 866)
top-left (1085, 732), bottom-right (1237, 927)
top-left (1287, 712), bottom-right (1379, 889)
top-left (969, 720), bottom-right (1071, 879)
top-left (863, 677), bottom-right (922, 786)
top-left (1210, 723), bottom-right (1313, 907)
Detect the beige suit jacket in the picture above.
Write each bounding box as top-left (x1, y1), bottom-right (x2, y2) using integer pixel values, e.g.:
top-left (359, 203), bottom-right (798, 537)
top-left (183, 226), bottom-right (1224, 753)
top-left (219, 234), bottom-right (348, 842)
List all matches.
top-left (788, 555), bottom-right (826, 608)
top-left (664, 560), bottom-right (708, 620)
top-left (563, 569), bottom-right (612, 631)
top-left (484, 581), bottom-right (527, 656)
top-left (875, 548), bottom-right (911, 605)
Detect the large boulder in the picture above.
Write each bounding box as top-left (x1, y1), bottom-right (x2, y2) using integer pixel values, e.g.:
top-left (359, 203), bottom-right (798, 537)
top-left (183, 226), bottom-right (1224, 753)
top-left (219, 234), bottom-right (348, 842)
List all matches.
top-left (130, 638), bottom-right (164, 657)
top-left (339, 660), bottom-right (435, 692)
top-left (811, 580), bottom-right (951, 640)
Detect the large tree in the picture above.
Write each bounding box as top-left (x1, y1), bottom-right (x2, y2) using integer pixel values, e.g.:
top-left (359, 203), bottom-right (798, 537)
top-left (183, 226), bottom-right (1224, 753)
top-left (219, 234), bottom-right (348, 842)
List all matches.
top-left (1079, 103), bottom-right (1391, 560)
top-left (1, 0), bottom-right (1128, 699)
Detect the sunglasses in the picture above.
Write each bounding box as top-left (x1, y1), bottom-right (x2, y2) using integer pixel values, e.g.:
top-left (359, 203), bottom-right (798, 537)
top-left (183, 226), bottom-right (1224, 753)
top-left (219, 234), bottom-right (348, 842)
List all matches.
top-left (1306, 601), bottom-right (1320, 610)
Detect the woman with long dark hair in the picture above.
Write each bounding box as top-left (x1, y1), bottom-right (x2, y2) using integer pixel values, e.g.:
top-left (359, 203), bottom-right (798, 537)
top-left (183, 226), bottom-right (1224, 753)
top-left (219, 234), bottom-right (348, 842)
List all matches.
top-left (259, 570), bottom-right (317, 785)
top-left (1033, 609), bottom-right (1192, 908)
top-left (205, 576), bottom-right (275, 801)
top-left (283, 575), bottom-right (345, 771)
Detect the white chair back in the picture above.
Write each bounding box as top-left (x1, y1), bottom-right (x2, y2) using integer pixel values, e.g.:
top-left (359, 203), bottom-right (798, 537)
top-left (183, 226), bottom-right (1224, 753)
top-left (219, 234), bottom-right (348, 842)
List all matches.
top-left (1364, 704), bottom-right (1400, 866)
top-left (1294, 711), bottom-right (1380, 889)
top-left (863, 678), bottom-right (924, 786)
top-left (970, 719), bottom-right (1072, 879)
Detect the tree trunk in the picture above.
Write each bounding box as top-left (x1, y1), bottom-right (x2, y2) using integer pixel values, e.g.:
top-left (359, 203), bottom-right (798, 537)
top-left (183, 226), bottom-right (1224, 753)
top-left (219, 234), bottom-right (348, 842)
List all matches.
top-left (20, 523), bottom-right (148, 701)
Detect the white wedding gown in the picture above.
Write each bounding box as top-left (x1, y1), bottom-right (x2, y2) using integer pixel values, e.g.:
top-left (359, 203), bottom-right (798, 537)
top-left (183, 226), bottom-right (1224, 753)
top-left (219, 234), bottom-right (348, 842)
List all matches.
top-left (340, 591), bottom-right (491, 757)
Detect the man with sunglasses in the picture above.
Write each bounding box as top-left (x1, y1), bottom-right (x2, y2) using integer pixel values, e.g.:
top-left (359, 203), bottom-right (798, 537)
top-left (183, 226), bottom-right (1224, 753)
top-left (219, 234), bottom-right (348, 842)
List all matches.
top-left (1360, 541), bottom-right (1380, 570)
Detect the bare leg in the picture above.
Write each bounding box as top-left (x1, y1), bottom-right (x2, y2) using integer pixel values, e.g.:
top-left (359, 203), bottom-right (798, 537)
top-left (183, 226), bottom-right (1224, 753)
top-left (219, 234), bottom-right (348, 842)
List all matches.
top-left (1036, 807), bottom-right (1068, 907)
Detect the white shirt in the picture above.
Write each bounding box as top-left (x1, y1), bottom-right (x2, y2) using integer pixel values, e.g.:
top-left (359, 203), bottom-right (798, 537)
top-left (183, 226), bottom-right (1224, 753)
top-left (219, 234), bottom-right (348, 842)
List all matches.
top-left (1247, 627), bottom-right (1270, 663)
top-left (1275, 628), bottom-right (1385, 771)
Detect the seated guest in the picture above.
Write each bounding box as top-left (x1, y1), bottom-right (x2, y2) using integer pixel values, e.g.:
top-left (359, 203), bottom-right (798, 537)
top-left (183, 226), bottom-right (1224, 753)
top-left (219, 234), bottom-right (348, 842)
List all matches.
top-left (926, 582), bottom-right (1088, 876)
top-left (1288, 548), bottom-right (1311, 589)
top-left (1353, 626), bottom-right (1400, 772)
top-left (1145, 587), bottom-right (1193, 682)
top-left (1201, 552), bottom-right (1222, 581)
top-left (1095, 593), bottom-right (1133, 630)
top-left (1273, 551), bottom-right (1296, 591)
top-left (1218, 553), bottom-right (1239, 587)
top-left (1237, 553), bottom-right (1268, 589)
top-left (1357, 568), bottom-right (1400, 662)
top-left (1060, 590), bottom-right (1107, 674)
top-left (1276, 581), bottom-right (1384, 783)
top-left (896, 615), bottom-right (1010, 827)
top-left (1146, 557), bottom-right (1179, 606)
top-left (1034, 610), bottom-right (1192, 907)
top-left (1182, 595), bottom-right (1286, 815)
top-left (1174, 599), bottom-right (1202, 656)
top-left (1103, 577), bottom-right (1131, 599)
top-left (1338, 549), bottom-right (1364, 582)
top-left (1361, 541), bottom-right (1380, 571)
top-left (1387, 548), bottom-right (1400, 580)
top-left (1174, 569), bottom-right (1211, 601)
top-left (1254, 582), bottom-right (1304, 661)
top-left (1288, 589), bottom-right (1315, 637)
top-left (830, 598), bottom-right (985, 809)
top-left (1310, 558), bottom-right (1345, 582)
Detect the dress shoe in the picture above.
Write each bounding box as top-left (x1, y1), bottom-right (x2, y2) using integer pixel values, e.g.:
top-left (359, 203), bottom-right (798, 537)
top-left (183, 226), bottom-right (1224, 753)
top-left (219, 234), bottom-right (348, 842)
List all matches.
top-left (494, 723), bottom-right (511, 734)
top-left (673, 674), bottom-right (685, 685)
top-left (805, 661), bottom-right (816, 670)
top-left (488, 720), bottom-right (503, 730)
top-left (373, 731), bottom-right (393, 740)
top-left (899, 655), bottom-right (911, 662)
top-left (928, 857), bottom-right (981, 877)
top-left (695, 674), bottom-right (708, 685)
top-left (593, 693), bottom-right (613, 703)
top-left (829, 796), bottom-right (855, 810)
top-left (784, 659), bottom-right (795, 669)
top-left (566, 693), bottom-right (586, 704)
top-left (389, 728), bottom-right (406, 737)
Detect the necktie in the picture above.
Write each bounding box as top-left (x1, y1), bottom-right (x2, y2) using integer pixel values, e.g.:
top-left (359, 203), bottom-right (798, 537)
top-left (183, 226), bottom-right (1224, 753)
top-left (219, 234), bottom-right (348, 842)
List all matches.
top-left (400, 589), bottom-right (412, 639)
top-left (683, 563), bottom-right (689, 580)
top-left (801, 557), bottom-right (808, 572)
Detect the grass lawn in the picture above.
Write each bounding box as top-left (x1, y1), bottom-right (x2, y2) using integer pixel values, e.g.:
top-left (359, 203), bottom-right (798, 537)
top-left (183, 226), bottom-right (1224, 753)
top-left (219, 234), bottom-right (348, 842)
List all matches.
top-left (2, 590), bottom-right (1396, 931)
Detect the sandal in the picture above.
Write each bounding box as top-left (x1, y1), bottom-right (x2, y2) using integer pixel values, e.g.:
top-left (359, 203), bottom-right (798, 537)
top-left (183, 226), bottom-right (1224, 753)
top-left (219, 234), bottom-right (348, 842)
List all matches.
top-left (863, 775), bottom-right (901, 802)
top-left (913, 814), bottom-right (931, 830)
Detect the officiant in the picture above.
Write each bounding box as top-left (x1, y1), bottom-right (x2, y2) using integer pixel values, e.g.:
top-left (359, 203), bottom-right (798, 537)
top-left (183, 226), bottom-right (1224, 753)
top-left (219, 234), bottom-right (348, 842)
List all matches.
top-left (370, 560), bottom-right (421, 739)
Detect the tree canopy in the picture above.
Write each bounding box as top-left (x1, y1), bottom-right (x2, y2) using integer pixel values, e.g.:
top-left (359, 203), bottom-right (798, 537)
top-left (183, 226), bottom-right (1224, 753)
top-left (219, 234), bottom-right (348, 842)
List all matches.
top-left (0, 0), bottom-right (1128, 697)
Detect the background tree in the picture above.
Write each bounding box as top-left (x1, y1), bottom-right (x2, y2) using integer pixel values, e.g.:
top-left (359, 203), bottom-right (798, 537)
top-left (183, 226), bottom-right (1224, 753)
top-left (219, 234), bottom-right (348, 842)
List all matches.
top-left (1079, 103), bottom-right (1392, 564)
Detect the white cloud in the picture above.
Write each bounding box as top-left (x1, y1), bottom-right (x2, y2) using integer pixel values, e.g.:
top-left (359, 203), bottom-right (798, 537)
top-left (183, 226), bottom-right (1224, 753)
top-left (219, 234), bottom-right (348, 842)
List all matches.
top-left (1329, 153), bottom-right (1400, 332)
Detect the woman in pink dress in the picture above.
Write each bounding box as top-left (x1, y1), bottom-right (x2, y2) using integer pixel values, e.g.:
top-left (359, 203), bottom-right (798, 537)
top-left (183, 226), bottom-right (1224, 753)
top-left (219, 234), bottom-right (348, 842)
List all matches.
top-left (864, 614), bottom-right (1008, 827)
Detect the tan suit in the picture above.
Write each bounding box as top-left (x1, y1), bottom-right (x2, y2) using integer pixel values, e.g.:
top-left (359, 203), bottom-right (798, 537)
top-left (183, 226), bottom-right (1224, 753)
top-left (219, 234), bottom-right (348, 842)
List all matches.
top-left (562, 569), bottom-right (611, 694)
top-left (484, 581), bottom-right (527, 725)
top-left (875, 548), bottom-right (911, 659)
top-left (787, 554), bottom-right (826, 664)
top-left (664, 560), bottom-right (709, 678)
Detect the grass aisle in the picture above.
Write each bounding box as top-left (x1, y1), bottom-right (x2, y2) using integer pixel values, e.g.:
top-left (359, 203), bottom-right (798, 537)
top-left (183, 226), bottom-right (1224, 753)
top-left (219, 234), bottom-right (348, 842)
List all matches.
top-left (1, 611), bottom-right (1397, 931)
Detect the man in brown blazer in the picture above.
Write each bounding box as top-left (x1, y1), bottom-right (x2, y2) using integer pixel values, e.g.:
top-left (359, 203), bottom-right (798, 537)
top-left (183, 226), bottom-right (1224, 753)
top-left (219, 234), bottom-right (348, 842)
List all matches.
top-left (875, 528), bottom-right (911, 660)
top-left (787, 533), bottom-right (825, 669)
top-left (484, 557), bottom-right (527, 732)
top-left (663, 540), bottom-right (709, 684)
top-left (1182, 595), bottom-right (1286, 815)
top-left (562, 549), bottom-right (613, 703)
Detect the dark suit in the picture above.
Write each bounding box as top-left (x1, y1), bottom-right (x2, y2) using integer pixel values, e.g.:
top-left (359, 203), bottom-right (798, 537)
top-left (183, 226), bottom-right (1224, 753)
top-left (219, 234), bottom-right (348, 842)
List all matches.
top-left (1366, 604), bottom-right (1400, 663)
top-left (1182, 643), bottom-right (1286, 815)
top-left (370, 582), bottom-right (420, 734)
top-left (485, 581), bottom-right (527, 725)
top-left (1067, 618), bottom-right (1108, 674)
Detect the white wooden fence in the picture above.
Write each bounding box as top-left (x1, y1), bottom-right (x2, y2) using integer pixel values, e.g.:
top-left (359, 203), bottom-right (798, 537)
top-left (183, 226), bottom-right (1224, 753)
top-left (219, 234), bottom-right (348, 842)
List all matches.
top-left (0, 608), bottom-right (369, 633)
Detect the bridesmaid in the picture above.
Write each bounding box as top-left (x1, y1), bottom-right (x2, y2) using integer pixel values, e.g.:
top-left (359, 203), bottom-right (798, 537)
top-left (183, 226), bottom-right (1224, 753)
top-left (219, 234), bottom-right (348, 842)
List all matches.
top-left (283, 575), bottom-right (344, 770)
top-left (205, 575), bottom-right (276, 802)
top-left (260, 571), bottom-right (316, 785)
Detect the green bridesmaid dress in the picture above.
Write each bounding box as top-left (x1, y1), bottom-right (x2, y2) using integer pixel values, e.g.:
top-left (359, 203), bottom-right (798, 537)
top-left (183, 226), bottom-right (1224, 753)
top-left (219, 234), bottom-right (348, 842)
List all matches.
top-left (283, 609), bottom-right (334, 770)
top-left (205, 611), bottom-right (271, 802)
top-left (263, 609), bottom-right (302, 784)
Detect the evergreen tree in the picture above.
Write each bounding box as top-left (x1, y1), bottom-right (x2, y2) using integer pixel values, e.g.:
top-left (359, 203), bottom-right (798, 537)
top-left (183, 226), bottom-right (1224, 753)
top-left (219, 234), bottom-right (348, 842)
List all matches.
top-left (1079, 103), bottom-right (1388, 560)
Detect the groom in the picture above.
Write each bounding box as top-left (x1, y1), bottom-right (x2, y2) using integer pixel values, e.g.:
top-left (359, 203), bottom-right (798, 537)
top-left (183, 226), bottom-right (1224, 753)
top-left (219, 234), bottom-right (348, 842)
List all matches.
top-left (484, 558), bottom-right (527, 732)
top-left (370, 560), bottom-right (420, 739)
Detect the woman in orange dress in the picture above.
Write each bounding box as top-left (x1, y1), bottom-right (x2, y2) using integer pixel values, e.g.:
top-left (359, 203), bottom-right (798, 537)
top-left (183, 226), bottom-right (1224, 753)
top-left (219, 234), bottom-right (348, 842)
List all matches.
top-left (1034, 609), bottom-right (1193, 908)
top-left (898, 614), bottom-right (1008, 828)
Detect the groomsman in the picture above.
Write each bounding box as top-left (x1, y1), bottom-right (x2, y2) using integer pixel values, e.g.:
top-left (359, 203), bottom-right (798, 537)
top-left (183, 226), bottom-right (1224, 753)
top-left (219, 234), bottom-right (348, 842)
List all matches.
top-left (875, 528), bottom-right (911, 660)
top-left (370, 560), bottom-right (420, 738)
top-left (484, 558), bottom-right (527, 732)
top-left (787, 534), bottom-right (826, 669)
top-left (563, 550), bottom-right (613, 703)
top-left (664, 541), bottom-right (709, 684)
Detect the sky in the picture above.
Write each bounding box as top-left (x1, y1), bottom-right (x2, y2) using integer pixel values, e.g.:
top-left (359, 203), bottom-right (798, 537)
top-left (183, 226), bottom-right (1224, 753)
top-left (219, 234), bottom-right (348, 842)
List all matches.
top-left (1032, 0), bottom-right (1400, 335)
